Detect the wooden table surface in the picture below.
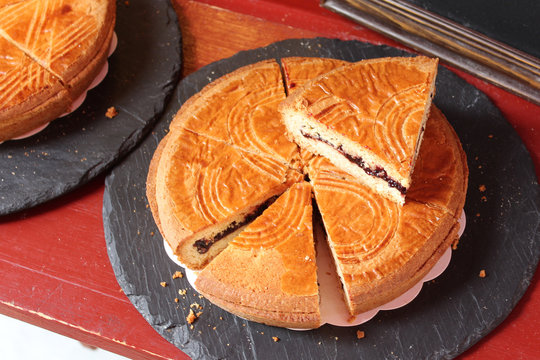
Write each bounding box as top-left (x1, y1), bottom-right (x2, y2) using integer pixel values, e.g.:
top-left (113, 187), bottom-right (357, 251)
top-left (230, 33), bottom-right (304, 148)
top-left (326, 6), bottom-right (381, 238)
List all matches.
top-left (1, 0), bottom-right (539, 359)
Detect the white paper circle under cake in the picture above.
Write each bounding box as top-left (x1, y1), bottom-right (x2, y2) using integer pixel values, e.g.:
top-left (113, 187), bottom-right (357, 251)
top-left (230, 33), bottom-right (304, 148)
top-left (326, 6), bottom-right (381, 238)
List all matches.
top-left (165, 210), bottom-right (466, 329)
top-left (8, 32), bottom-right (118, 142)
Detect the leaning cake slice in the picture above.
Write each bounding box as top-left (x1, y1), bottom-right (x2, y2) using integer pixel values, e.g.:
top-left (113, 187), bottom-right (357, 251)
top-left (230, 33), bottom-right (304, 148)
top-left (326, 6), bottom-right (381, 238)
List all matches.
top-left (194, 182), bottom-right (320, 329)
top-left (149, 127), bottom-right (303, 270)
top-left (279, 56), bottom-right (438, 204)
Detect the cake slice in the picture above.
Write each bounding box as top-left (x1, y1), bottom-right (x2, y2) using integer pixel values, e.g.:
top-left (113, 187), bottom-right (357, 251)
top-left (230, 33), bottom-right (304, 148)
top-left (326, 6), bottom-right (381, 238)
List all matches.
top-left (194, 182), bottom-right (320, 328)
top-left (0, 35), bottom-right (70, 141)
top-left (279, 56), bottom-right (438, 204)
top-left (170, 60), bottom-right (299, 165)
top-left (0, 0), bottom-right (115, 97)
top-left (307, 106), bottom-right (467, 315)
top-left (149, 128), bottom-right (303, 270)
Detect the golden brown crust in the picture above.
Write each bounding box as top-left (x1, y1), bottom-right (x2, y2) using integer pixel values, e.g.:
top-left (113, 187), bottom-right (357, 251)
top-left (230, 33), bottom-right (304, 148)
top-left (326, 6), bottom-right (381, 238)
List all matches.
top-left (154, 127), bottom-right (303, 270)
top-left (170, 60), bottom-right (300, 165)
top-left (195, 182), bottom-right (320, 328)
top-left (281, 57), bottom-right (348, 94)
top-left (407, 106), bottom-right (469, 215)
top-left (0, 36), bottom-right (70, 142)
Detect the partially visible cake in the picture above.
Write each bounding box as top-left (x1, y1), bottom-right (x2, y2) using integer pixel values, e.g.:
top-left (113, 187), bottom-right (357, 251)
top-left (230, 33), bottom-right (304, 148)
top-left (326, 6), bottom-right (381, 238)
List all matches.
top-left (279, 56), bottom-right (438, 204)
top-left (195, 182), bottom-right (320, 329)
top-left (0, 0), bottom-right (116, 142)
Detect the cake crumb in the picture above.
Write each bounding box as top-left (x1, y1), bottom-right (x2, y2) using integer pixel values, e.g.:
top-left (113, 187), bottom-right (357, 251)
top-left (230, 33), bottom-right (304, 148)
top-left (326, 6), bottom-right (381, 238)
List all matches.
top-left (488, 134), bottom-right (494, 139)
top-left (186, 309), bottom-right (198, 324)
top-left (334, 337), bottom-right (339, 341)
top-left (272, 336), bottom-right (280, 342)
top-left (479, 184), bottom-right (486, 192)
top-left (356, 330), bottom-right (365, 339)
top-left (479, 269), bottom-right (486, 278)
top-left (174, 298), bottom-right (179, 303)
top-left (160, 281), bottom-right (168, 287)
top-left (105, 106), bottom-right (118, 118)
top-left (173, 271), bottom-right (184, 279)
top-left (190, 302), bottom-right (202, 310)
top-left (179, 289), bottom-right (187, 296)
top-left (476, 213), bottom-right (481, 217)
top-left (481, 196), bottom-right (487, 202)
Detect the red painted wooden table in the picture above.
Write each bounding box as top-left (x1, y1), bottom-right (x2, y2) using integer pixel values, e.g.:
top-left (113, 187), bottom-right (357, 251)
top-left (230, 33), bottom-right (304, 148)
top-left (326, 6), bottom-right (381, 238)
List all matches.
top-left (1, 1), bottom-right (538, 359)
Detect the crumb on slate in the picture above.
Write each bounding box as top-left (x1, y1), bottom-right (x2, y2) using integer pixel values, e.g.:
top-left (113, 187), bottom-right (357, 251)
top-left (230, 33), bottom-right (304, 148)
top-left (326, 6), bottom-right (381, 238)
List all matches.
top-left (479, 184), bottom-right (486, 192)
top-left (356, 330), bottom-right (365, 339)
top-left (479, 269), bottom-right (486, 278)
top-left (160, 281), bottom-right (168, 287)
top-left (173, 271), bottom-right (184, 279)
top-left (272, 336), bottom-right (279, 342)
top-left (186, 309), bottom-right (198, 324)
top-left (179, 289), bottom-right (187, 295)
top-left (105, 106), bottom-right (118, 118)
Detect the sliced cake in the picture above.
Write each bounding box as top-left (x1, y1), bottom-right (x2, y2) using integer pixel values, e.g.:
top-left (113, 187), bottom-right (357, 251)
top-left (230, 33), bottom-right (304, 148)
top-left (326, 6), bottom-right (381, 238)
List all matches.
top-left (149, 127), bottom-right (303, 270)
top-left (194, 182), bottom-right (320, 328)
top-left (307, 107), bottom-right (467, 315)
top-left (279, 56), bottom-right (438, 204)
top-left (170, 60), bottom-right (300, 166)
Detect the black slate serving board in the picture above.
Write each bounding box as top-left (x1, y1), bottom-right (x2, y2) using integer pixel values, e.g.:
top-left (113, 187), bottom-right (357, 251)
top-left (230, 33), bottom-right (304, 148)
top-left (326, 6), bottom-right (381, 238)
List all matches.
top-left (103, 38), bottom-right (540, 360)
top-left (0, 0), bottom-right (182, 215)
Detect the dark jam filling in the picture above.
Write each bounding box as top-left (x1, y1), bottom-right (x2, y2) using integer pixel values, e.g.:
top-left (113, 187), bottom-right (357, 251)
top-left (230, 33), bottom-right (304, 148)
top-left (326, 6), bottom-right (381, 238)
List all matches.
top-left (193, 196), bottom-right (278, 254)
top-left (300, 130), bottom-right (407, 194)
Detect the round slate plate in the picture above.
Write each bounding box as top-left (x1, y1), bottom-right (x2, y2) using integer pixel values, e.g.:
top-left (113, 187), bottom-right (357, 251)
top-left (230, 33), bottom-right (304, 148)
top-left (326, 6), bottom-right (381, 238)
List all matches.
top-left (103, 38), bottom-right (540, 360)
top-left (0, 0), bottom-right (182, 215)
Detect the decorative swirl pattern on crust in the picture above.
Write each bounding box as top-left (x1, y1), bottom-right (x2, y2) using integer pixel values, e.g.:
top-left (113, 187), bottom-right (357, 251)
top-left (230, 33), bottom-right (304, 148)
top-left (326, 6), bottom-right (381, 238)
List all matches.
top-left (374, 86), bottom-right (427, 171)
top-left (159, 129), bottom-right (300, 234)
top-left (231, 182), bottom-right (312, 250)
top-left (312, 170), bottom-right (400, 264)
top-left (177, 60), bottom-right (298, 163)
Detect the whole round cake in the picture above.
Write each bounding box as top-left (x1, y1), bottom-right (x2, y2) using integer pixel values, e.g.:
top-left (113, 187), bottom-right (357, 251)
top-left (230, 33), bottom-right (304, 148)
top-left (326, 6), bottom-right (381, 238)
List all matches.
top-left (146, 56), bottom-right (468, 328)
top-left (0, 0), bottom-right (116, 142)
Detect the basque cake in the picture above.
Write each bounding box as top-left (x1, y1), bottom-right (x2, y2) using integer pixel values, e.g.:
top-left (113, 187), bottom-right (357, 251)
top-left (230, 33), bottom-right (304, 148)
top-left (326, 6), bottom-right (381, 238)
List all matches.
top-left (195, 182), bottom-right (320, 328)
top-left (0, 0), bottom-right (116, 142)
top-left (279, 56), bottom-right (438, 204)
top-left (147, 57), bottom-right (468, 327)
top-left (149, 127), bottom-right (302, 270)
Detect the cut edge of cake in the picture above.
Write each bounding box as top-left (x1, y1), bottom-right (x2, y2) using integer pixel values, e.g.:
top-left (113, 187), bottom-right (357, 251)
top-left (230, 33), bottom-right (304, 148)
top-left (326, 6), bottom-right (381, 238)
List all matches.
top-left (194, 182), bottom-right (321, 329)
